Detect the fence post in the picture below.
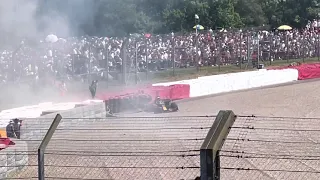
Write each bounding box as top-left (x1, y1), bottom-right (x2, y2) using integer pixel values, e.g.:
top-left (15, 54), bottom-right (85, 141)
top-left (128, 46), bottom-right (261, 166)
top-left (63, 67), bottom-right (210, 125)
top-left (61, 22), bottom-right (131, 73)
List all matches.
top-left (318, 33), bottom-right (320, 61)
top-left (200, 110), bottom-right (236, 180)
top-left (38, 114), bottom-right (62, 180)
top-left (215, 150), bottom-right (220, 179)
top-left (172, 34), bottom-right (176, 76)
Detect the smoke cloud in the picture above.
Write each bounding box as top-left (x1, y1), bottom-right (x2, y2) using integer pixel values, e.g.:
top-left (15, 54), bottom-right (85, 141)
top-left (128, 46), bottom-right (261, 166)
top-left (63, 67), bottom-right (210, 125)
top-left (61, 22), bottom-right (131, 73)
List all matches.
top-left (0, 0), bottom-right (96, 45)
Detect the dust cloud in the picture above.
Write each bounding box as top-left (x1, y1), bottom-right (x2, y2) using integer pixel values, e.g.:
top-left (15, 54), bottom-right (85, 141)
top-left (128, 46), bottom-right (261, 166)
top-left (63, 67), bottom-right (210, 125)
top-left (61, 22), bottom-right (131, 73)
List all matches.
top-left (0, 0), bottom-right (97, 110)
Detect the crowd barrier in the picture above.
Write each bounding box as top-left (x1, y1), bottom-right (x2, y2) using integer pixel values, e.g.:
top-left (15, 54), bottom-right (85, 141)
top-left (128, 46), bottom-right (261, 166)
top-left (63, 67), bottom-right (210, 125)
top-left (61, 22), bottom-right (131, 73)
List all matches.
top-left (99, 68), bottom-right (300, 102)
top-left (272, 63), bottom-right (320, 80)
top-left (99, 68), bottom-right (299, 114)
top-left (98, 84), bottom-right (190, 101)
top-left (153, 69), bottom-right (299, 98)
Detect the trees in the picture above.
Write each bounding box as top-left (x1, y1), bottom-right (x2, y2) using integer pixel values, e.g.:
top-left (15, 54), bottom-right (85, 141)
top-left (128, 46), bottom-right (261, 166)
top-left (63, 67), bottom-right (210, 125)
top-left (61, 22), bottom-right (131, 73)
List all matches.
top-left (3, 0), bottom-right (320, 38)
top-left (87, 0), bottom-right (319, 36)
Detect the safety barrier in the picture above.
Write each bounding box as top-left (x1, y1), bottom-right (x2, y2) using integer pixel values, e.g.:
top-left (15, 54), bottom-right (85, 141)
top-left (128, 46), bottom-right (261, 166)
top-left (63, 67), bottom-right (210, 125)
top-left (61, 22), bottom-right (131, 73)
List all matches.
top-left (99, 68), bottom-right (299, 104)
top-left (102, 84), bottom-right (190, 114)
top-left (293, 63), bottom-right (320, 80)
top-left (98, 84), bottom-right (190, 102)
top-left (153, 69), bottom-right (299, 98)
top-left (272, 63), bottom-right (320, 80)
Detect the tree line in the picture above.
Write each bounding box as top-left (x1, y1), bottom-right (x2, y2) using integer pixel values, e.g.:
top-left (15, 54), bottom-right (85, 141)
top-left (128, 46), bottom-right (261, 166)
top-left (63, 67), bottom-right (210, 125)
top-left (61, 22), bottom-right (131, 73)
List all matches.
top-left (22, 0), bottom-right (320, 38)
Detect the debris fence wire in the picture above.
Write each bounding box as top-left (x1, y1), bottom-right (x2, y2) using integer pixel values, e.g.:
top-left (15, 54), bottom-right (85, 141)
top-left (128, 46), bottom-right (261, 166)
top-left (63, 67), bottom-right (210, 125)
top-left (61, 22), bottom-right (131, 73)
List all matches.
top-left (6, 116), bottom-right (215, 180)
top-left (8, 114), bottom-right (320, 180)
top-left (221, 116), bottom-right (320, 180)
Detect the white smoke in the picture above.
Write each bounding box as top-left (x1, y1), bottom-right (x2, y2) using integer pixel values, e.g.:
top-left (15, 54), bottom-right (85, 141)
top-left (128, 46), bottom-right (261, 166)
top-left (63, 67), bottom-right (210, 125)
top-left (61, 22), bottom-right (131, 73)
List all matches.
top-left (2, 1), bottom-right (68, 39)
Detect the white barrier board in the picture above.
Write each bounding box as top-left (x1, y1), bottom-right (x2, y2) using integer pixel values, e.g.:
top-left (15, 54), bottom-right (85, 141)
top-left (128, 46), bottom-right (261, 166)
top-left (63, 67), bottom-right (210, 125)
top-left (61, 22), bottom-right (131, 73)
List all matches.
top-left (152, 69), bottom-right (299, 98)
top-left (0, 100), bottom-right (100, 128)
top-left (189, 69), bottom-right (299, 97)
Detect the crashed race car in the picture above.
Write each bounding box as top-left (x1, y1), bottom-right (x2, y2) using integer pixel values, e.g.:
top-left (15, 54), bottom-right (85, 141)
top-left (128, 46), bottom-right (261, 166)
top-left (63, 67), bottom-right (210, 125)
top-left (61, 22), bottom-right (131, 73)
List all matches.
top-left (153, 97), bottom-right (179, 114)
top-left (103, 93), bottom-right (179, 115)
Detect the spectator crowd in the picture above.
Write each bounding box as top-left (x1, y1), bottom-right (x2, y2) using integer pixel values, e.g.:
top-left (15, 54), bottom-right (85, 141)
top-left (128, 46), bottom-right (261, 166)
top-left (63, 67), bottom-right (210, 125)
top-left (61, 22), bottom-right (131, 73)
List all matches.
top-left (0, 20), bottom-right (319, 84)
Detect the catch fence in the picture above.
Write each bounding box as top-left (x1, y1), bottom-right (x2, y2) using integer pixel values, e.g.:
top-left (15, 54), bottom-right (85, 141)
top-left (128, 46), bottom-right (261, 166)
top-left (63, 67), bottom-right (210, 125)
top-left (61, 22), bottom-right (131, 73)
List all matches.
top-left (5, 114), bottom-right (221, 180)
top-left (63, 29), bottom-right (320, 87)
top-left (4, 29), bottom-right (320, 88)
top-left (219, 114), bottom-right (320, 180)
top-left (93, 30), bottom-right (320, 86)
top-left (5, 111), bottom-right (320, 180)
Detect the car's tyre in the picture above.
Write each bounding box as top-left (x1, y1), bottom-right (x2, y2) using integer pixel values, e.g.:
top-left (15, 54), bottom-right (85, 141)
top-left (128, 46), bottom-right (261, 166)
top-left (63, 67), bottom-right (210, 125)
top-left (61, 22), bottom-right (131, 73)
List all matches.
top-left (170, 102), bottom-right (179, 112)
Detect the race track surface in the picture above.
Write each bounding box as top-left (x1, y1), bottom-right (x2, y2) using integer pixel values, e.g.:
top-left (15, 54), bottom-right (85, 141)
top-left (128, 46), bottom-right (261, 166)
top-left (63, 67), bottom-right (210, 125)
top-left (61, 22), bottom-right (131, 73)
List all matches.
top-left (117, 79), bottom-right (320, 180)
top-left (10, 79), bottom-right (320, 180)
top-left (122, 79), bottom-right (320, 117)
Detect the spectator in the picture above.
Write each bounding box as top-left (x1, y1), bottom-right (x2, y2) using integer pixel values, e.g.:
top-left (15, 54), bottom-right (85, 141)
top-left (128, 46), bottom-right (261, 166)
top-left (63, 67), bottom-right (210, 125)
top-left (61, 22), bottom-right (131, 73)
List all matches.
top-left (0, 22), bottom-right (319, 85)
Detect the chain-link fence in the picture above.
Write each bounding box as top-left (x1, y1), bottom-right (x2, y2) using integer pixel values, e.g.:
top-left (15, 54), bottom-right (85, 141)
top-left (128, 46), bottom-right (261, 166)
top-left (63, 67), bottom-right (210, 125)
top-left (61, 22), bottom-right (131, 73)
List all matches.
top-left (1, 116), bottom-right (54, 180)
top-left (125, 29), bottom-right (320, 78)
top-left (220, 115), bottom-right (320, 180)
top-left (43, 116), bottom-right (215, 180)
top-left (3, 28), bottom-right (320, 87)
top-left (4, 115), bottom-right (216, 180)
top-left (0, 147), bottom-right (38, 180)
top-left (7, 111), bottom-right (320, 179)
top-left (83, 29), bottom-right (320, 87)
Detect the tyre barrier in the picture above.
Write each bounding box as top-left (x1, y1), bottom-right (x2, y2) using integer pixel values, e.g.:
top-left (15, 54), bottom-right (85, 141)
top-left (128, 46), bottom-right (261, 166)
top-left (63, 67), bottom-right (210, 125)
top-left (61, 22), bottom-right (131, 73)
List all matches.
top-left (104, 94), bottom-right (153, 114)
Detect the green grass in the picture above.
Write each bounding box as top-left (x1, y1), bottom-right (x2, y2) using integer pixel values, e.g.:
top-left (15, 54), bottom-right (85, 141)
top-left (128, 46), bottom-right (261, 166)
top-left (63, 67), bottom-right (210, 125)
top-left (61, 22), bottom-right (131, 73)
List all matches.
top-left (151, 57), bottom-right (320, 83)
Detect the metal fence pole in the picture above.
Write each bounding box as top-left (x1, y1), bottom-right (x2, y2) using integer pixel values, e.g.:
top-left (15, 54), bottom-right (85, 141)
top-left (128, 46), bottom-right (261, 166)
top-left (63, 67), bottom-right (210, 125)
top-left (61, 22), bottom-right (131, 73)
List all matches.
top-left (246, 34), bottom-right (250, 68)
top-left (239, 31), bottom-right (242, 69)
top-left (106, 48), bottom-right (109, 88)
top-left (88, 45), bottom-right (92, 83)
top-left (72, 55), bottom-right (75, 77)
top-left (200, 110), bottom-right (236, 180)
top-left (172, 35), bottom-right (176, 76)
top-left (121, 37), bottom-right (129, 85)
top-left (38, 114), bottom-right (62, 180)
top-left (196, 31), bottom-right (199, 72)
top-left (257, 32), bottom-right (260, 68)
top-left (318, 31), bottom-right (320, 61)
top-left (286, 33), bottom-right (289, 63)
top-left (145, 38), bottom-right (149, 80)
top-left (269, 33), bottom-right (273, 65)
top-left (215, 150), bottom-right (220, 179)
top-left (303, 32), bottom-right (305, 62)
top-left (135, 41), bottom-right (138, 84)
top-left (218, 38), bottom-right (222, 72)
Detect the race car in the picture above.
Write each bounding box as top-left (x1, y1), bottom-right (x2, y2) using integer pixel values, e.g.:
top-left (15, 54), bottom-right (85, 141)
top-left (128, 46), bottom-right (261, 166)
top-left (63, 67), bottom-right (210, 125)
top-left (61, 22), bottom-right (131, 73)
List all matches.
top-left (153, 97), bottom-right (179, 114)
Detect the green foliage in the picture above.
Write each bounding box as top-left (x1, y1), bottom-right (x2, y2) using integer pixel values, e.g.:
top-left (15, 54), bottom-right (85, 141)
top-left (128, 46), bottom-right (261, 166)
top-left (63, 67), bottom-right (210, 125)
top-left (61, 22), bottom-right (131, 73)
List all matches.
top-left (37, 0), bottom-right (320, 36)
